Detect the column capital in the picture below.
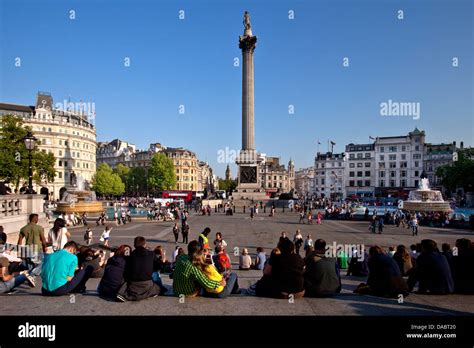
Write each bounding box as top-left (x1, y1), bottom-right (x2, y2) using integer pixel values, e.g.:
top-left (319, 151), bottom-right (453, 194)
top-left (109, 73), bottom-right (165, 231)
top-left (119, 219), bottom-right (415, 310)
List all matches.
top-left (239, 35), bottom-right (257, 51)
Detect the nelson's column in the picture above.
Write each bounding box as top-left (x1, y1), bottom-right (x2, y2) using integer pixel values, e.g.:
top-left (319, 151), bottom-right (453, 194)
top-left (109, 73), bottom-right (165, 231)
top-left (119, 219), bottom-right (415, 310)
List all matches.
top-left (234, 11), bottom-right (267, 202)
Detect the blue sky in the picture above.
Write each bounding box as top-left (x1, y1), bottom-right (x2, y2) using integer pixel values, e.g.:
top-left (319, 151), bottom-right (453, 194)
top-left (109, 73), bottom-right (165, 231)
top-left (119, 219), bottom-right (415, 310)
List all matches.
top-left (1, 0), bottom-right (472, 177)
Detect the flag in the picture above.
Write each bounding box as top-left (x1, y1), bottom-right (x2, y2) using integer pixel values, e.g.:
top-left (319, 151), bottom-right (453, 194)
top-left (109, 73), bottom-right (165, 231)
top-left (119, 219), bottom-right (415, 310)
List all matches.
top-left (330, 141), bottom-right (336, 146)
top-left (317, 140), bottom-right (321, 145)
top-left (369, 136), bottom-right (375, 140)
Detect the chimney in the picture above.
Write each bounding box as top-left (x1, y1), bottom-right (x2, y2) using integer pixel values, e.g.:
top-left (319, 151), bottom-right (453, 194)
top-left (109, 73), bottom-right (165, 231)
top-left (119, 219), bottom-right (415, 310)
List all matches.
top-left (460, 141), bottom-right (464, 149)
top-left (453, 141), bottom-right (456, 148)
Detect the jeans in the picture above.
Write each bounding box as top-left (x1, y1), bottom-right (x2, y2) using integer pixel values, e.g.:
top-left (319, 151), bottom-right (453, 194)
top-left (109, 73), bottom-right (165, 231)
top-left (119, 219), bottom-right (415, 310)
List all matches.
top-left (182, 234), bottom-right (188, 244)
top-left (204, 272), bottom-right (239, 298)
top-left (42, 265), bottom-right (93, 296)
top-left (0, 274), bottom-right (27, 293)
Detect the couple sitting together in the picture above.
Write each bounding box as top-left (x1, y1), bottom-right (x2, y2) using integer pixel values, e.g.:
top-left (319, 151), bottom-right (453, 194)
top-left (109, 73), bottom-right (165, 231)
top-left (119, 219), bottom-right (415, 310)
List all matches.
top-left (172, 240), bottom-right (240, 298)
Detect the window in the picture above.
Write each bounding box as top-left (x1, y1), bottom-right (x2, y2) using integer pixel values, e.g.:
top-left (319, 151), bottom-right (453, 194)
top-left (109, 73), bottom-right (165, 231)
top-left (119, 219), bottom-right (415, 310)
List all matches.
top-left (389, 162), bottom-right (396, 169)
top-left (413, 154), bottom-right (421, 159)
top-left (357, 163), bottom-right (363, 168)
top-left (389, 180), bottom-right (396, 187)
top-left (379, 180), bottom-right (385, 187)
top-left (349, 154), bottom-right (355, 159)
top-left (415, 171), bottom-right (419, 177)
top-left (64, 161), bottom-right (68, 167)
top-left (379, 162), bottom-right (385, 169)
top-left (365, 171), bottom-right (371, 177)
top-left (390, 171), bottom-right (396, 178)
top-left (415, 145), bottom-right (419, 151)
top-left (357, 171), bottom-right (363, 177)
top-left (401, 171), bottom-right (407, 177)
top-left (379, 155), bottom-right (384, 161)
top-left (58, 160), bottom-right (62, 166)
top-left (58, 172), bottom-right (62, 179)
top-left (389, 146), bottom-right (397, 152)
top-left (321, 179), bottom-right (325, 185)
top-left (401, 154), bottom-right (406, 160)
top-left (365, 180), bottom-right (371, 186)
top-left (349, 180), bottom-right (355, 187)
top-left (357, 180), bottom-right (363, 187)
top-left (400, 162), bottom-right (407, 168)
top-left (177, 176), bottom-right (180, 181)
top-left (389, 154), bottom-right (396, 161)
top-left (365, 153), bottom-right (370, 158)
top-left (365, 162), bottom-right (371, 168)
top-left (414, 161), bottom-right (419, 167)
top-left (349, 163), bottom-right (355, 168)
top-left (380, 147), bottom-right (385, 153)
top-left (357, 153), bottom-right (363, 159)
top-left (379, 171), bottom-right (385, 178)
top-left (349, 172), bottom-right (355, 177)
top-left (414, 180), bottom-right (419, 187)
top-left (401, 145), bottom-right (406, 151)
top-left (400, 179), bottom-right (406, 187)
top-left (59, 150), bottom-right (62, 156)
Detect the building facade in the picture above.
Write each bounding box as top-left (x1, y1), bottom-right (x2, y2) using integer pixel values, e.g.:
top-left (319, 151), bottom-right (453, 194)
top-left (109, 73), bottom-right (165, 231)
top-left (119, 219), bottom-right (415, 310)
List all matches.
top-left (424, 142), bottom-right (458, 189)
top-left (115, 143), bottom-right (214, 192)
top-left (314, 152), bottom-right (345, 199)
top-left (258, 155), bottom-right (295, 194)
top-left (374, 128), bottom-right (425, 197)
top-left (0, 92), bottom-right (97, 200)
top-left (344, 143), bottom-right (375, 199)
top-left (97, 139), bottom-right (136, 169)
top-left (295, 167), bottom-right (315, 198)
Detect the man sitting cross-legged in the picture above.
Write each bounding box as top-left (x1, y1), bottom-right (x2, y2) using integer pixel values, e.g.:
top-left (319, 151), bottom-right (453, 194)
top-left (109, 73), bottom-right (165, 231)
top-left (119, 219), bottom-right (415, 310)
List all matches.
top-left (41, 241), bottom-right (93, 296)
top-left (116, 236), bottom-right (161, 302)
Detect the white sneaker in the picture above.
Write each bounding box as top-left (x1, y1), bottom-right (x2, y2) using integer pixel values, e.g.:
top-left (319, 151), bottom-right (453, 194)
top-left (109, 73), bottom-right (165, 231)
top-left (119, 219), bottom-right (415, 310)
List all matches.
top-left (25, 274), bottom-right (36, 288)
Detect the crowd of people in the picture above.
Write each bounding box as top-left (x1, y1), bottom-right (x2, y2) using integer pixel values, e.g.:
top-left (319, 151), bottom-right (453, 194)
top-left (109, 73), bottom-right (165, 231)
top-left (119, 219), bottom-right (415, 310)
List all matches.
top-left (2, 212), bottom-right (473, 301)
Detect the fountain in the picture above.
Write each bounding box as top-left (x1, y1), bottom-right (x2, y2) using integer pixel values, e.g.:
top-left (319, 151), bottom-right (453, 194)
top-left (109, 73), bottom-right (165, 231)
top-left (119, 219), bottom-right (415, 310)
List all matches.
top-left (402, 178), bottom-right (452, 212)
top-left (55, 173), bottom-right (104, 214)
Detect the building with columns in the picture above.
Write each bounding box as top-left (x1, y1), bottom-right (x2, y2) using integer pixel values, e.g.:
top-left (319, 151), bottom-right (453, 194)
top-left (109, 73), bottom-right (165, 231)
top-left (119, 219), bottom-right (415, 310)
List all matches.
top-left (0, 92), bottom-right (97, 199)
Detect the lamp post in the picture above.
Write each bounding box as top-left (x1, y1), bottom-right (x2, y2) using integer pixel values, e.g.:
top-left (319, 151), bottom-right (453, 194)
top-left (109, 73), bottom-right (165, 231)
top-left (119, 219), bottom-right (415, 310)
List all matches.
top-left (23, 131), bottom-right (37, 194)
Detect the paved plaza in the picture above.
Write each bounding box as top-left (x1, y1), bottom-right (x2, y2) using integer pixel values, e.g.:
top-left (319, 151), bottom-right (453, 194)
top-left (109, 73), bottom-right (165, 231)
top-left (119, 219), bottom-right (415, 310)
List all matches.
top-left (1, 211), bottom-right (473, 316)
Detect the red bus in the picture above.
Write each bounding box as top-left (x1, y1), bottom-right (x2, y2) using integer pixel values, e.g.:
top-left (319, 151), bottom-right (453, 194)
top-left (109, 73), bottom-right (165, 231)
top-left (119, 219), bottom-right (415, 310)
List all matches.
top-left (161, 190), bottom-right (193, 203)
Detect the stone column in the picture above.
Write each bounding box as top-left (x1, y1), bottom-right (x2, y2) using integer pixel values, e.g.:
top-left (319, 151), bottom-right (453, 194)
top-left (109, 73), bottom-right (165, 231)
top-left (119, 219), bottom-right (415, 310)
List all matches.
top-left (240, 34), bottom-right (257, 151)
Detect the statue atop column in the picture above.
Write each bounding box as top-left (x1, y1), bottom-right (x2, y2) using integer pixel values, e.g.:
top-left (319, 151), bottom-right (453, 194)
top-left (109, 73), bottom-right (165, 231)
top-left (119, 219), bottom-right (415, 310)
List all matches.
top-left (243, 11), bottom-right (253, 36)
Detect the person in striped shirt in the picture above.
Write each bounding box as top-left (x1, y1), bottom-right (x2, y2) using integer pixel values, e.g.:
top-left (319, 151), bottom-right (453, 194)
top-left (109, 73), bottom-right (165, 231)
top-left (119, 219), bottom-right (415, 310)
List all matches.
top-left (172, 240), bottom-right (224, 297)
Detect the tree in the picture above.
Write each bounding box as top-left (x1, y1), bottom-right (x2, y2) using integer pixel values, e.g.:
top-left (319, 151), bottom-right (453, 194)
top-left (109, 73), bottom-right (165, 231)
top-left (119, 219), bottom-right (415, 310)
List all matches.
top-left (92, 163), bottom-right (125, 196)
top-left (218, 178), bottom-right (237, 193)
top-left (0, 114), bottom-right (56, 191)
top-left (127, 167), bottom-right (147, 193)
top-left (148, 153), bottom-right (176, 191)
top-left (113, 163), bottom-right (130, 184)
top-left (436, 149), bottom-right (474, 194)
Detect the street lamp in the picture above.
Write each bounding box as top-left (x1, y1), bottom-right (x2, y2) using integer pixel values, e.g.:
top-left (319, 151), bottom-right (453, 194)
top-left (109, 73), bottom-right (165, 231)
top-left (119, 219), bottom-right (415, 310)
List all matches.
top-left (23, 131), bottom-right (37, 194)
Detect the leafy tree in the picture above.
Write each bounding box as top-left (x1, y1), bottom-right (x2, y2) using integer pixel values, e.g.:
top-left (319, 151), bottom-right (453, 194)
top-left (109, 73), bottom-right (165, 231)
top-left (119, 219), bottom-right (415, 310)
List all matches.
top-left (92, 163), bottom-right (125, 196)
top-left (0, 114), bottom-right (56, 191)
top-left (436, 149), bottom-right (474, 194)
top-left (127, 166), bottom-right (147, 193)
top-left (113, 163), bottom-right (130, 184)
top-left (148, 153), bottom-right (176, 191)
top-left (218, 178), bottom-right (237, 193)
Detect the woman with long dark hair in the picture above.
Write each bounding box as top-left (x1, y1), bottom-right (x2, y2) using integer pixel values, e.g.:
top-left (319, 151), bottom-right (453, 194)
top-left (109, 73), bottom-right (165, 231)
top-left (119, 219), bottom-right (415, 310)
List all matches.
top-left (47, 218), bottom-right (70, 251)
top-left (97, 244), bottom-right (131, 299)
